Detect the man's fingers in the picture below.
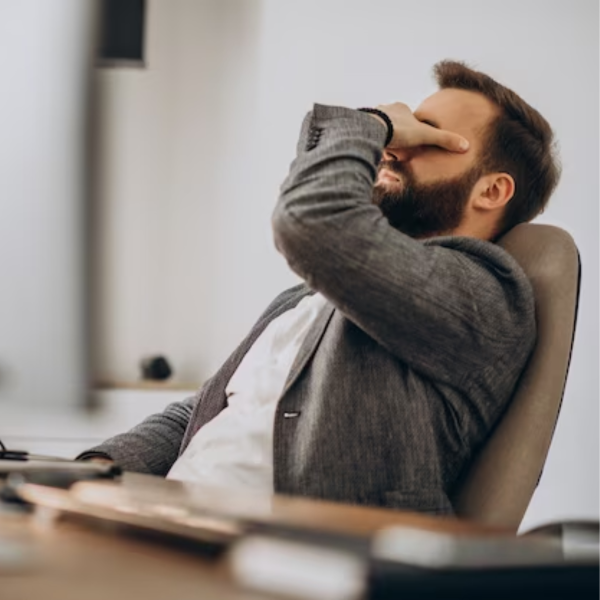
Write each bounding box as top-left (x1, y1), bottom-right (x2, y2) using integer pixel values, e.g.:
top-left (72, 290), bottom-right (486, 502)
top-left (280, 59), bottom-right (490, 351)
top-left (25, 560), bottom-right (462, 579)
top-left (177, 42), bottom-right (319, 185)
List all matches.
top-left (421, 125), bottom-right (470, 153)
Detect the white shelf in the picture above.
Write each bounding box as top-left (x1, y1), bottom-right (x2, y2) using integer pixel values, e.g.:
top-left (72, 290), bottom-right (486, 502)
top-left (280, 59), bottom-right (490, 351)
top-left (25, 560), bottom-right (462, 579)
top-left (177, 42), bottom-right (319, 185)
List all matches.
top-left (2, 388), bottom-right (194, 458)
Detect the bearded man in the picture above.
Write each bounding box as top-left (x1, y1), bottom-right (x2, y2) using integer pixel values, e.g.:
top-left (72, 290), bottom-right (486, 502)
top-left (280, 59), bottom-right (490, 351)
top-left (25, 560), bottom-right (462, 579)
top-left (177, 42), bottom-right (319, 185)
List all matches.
top-left (80, 61), bottom-right (560, 515)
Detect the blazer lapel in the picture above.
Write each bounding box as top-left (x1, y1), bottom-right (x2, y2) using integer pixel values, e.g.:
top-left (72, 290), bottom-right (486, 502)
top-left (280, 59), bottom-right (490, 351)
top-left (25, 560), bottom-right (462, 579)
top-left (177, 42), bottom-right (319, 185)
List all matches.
top-left (180, 285), bottom-right (315, 451)
top-left (281, 301), bottom-right (335, 397)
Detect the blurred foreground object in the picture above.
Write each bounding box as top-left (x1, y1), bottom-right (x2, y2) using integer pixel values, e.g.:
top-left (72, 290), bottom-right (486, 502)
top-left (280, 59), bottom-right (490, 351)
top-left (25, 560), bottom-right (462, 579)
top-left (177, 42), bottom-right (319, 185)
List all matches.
top-left (2, 472), bottom-right (596, 599)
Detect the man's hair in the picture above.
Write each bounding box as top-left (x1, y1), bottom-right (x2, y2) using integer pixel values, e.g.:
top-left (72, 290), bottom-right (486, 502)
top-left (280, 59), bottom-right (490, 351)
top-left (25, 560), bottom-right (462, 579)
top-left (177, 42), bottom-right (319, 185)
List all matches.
top-left (433, 60), bottom-right (561, 237)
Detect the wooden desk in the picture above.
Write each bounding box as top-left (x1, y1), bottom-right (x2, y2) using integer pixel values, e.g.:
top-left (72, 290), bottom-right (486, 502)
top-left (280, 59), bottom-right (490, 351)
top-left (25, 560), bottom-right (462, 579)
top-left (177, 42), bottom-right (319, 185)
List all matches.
top-left (0, 474), bottom-right (511, 600)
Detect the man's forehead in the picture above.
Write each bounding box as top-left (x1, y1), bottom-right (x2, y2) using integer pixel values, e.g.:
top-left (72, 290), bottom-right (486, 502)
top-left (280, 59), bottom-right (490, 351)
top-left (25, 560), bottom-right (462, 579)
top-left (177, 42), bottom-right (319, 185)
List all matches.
top-left (414, 88), bottom-right (498, 136)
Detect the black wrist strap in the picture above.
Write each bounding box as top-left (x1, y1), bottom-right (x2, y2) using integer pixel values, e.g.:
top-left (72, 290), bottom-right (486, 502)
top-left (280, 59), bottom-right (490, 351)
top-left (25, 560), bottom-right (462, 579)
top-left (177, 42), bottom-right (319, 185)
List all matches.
top-left (357, 107), bottom-right (393, 146)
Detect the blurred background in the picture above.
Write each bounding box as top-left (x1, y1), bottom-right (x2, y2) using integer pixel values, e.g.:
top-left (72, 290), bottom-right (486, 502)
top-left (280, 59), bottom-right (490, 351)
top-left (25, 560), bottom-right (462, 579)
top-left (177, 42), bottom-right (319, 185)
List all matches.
top-left (0, 0), bottom-right (597, 532)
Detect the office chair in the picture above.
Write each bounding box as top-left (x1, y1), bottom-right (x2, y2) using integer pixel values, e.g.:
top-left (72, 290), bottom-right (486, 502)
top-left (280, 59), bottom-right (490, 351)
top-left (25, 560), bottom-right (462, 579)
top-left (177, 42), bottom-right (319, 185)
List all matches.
top-left (452, 223), bottom-right (581, 531)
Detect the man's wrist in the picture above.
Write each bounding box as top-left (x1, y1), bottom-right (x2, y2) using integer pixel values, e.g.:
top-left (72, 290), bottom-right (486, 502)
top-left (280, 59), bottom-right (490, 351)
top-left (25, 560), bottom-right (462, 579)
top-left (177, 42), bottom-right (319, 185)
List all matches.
top-left (357, 107), bottom-right (394, 146)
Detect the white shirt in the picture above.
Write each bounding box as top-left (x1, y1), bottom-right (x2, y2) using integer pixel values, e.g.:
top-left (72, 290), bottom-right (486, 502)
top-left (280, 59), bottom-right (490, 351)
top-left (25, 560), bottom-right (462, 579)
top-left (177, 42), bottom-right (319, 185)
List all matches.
top-left (167, 292), bottom-right (328, 490)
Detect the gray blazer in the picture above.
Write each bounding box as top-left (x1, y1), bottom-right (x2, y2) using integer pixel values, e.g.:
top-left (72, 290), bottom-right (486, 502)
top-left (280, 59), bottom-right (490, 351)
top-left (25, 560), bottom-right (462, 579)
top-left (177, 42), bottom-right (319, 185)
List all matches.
top-left (82, 105), bottom-right (536, 515)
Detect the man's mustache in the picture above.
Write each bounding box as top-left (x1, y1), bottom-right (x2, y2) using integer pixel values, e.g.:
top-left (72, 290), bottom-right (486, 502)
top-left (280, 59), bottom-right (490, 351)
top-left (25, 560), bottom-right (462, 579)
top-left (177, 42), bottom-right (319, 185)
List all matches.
top-left (378, 160), bottom-right (411, 177)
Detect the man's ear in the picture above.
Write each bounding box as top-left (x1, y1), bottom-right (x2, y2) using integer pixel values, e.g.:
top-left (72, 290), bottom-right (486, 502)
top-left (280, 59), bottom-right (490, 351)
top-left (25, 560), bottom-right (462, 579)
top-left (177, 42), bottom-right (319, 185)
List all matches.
top-left (473, 172), bottom-right (515, 212)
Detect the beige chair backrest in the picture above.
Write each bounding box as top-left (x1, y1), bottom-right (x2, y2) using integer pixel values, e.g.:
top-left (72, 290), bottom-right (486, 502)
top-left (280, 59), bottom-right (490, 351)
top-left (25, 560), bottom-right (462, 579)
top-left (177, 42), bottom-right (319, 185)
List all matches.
top-left (452, 223), bottom-right (581, 531)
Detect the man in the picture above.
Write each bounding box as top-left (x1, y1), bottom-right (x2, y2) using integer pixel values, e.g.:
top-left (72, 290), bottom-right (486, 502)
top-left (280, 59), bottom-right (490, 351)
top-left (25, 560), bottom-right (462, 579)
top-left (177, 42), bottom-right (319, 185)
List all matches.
top-left (80, 61), bottom-right (560, 515)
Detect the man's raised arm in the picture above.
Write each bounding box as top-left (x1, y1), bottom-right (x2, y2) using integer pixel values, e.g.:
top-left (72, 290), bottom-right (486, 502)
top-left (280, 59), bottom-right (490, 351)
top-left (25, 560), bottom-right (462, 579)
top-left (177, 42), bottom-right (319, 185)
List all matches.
top-left (272, 104), bottom-right (534, 385)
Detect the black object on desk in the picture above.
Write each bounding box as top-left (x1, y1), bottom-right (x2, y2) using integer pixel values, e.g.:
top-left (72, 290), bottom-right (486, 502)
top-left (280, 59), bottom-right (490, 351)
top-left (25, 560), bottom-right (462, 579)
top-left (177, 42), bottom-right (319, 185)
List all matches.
top-left (368, 560), bottom-right (599, 599)
top-left (368, 526), bottom-right (599, 599)
top-left (0, 459), bottom-right (121, 504)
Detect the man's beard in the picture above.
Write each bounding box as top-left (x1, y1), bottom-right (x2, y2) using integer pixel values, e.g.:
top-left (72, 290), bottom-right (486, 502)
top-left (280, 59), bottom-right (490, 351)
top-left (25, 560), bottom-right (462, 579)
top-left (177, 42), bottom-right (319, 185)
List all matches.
top-left (372, 160), bottom-right (482, 238)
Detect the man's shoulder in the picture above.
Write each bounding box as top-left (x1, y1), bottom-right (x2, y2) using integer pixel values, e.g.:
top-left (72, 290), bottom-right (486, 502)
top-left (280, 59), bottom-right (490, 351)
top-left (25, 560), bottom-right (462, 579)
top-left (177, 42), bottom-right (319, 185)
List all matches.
top-left (424, 234), bottom-right (536, 341)
top-left (424, 235), bottom-right (533, 290)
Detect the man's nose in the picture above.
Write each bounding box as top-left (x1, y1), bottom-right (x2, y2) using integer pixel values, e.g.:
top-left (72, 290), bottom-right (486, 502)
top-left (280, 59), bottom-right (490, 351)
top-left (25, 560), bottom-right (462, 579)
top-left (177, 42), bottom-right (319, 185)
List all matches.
top-left (382, 147), bottom-right (415, 162)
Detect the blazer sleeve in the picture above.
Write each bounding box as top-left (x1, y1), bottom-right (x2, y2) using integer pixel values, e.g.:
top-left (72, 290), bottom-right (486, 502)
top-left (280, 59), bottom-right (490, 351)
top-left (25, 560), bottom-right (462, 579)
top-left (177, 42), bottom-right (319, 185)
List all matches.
top-left (272, 104), bottom-right (535, 386)
top-left (76, 283), bottom-right (311, 473)
top-left (76, 394), bottom-right (199, 475)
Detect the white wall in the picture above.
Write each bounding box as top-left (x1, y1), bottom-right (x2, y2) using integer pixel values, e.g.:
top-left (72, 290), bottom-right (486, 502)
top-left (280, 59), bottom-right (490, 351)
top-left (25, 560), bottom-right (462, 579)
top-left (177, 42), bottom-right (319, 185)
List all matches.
top-left (94, 0), bottom-right (598, 527)
top-left (92, 0), bottom-right (281, 386)
top-left (0, 0), bottom-right (96, 410)
top-left (3, 388), bottom-right (189, 459)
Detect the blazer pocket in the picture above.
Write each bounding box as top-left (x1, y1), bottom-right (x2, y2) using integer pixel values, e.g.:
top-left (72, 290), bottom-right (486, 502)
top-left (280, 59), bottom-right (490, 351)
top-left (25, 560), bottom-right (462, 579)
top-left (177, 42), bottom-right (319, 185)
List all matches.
top-left (384, 489), bottom-right (454, 516)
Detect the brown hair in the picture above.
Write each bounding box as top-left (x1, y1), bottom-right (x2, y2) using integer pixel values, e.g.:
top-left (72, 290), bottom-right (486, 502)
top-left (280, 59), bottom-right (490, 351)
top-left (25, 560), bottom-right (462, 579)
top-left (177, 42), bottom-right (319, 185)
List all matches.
top-left (433, 60), bottom-right (561, 237)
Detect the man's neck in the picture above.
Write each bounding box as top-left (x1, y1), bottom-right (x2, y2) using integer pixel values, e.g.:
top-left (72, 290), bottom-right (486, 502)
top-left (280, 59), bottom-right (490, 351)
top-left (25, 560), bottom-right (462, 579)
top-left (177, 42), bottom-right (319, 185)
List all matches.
top-left (449, 216), bottom-right (496, 241)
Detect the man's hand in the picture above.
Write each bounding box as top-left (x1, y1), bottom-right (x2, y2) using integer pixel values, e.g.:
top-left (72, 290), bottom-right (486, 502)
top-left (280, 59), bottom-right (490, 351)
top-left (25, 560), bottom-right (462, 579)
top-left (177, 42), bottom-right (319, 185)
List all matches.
top-left (85, 456), bottom-right (114, 466)
top-left (373, 102), bottom-right (470, 153)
